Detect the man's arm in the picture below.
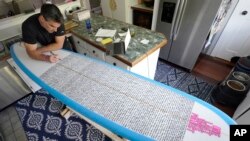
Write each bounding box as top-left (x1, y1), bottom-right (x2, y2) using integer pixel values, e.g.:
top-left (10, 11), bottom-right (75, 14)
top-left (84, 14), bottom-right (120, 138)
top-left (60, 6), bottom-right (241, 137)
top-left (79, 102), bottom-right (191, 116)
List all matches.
top-left (24, 43), bottom-right (60, 63)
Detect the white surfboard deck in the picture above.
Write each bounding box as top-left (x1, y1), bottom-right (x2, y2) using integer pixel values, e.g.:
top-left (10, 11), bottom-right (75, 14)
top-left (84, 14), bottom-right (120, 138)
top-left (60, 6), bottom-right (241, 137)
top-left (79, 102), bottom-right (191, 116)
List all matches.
top-left (10, 42), bottom-right (236, 141)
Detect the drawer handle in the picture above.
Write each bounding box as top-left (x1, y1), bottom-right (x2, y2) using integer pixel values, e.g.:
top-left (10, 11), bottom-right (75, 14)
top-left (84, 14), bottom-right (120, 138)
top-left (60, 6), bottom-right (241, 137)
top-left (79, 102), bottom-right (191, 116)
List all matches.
top-left (77, 41), bottom-right (80, 44)
top-left (84, 53), bottom-right (87, 56)
top-left (242, 10), bottom-right (248, 15)
top-left (113, 62), bottom-right (116, 66)
top-left (92, 50), bottom-right (95, 54)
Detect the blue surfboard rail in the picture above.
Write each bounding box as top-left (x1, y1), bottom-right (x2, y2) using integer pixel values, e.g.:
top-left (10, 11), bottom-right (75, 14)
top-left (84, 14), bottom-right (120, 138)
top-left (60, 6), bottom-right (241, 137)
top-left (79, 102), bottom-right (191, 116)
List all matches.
top-left (10, 45), bottom-right (236, 141)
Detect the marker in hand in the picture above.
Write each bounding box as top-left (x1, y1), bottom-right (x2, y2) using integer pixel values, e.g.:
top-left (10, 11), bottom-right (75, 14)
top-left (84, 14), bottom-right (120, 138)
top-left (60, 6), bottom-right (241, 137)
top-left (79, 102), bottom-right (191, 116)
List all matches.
top-left (49, 51), bottom-right (61, 63)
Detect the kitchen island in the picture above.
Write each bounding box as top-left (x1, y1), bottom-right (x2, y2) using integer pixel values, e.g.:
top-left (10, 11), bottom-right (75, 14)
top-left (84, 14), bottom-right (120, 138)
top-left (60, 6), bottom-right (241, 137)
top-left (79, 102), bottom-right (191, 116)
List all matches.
top-left (70, 14), bottom-right (167, 79)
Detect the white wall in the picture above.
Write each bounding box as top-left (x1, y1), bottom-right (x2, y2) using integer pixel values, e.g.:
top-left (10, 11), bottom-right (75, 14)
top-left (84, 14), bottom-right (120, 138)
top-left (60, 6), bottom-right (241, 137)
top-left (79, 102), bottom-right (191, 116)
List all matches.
top-left (0, 0), bottom-right (82, 41)
top-left (0, 0), bottom-right (11, 17)
top-left (151, 0), bottom-right (159, 31)
top-left (0, 0), bottom-right (81, 18)
top-left (101, 0), bottom-right (137, 24)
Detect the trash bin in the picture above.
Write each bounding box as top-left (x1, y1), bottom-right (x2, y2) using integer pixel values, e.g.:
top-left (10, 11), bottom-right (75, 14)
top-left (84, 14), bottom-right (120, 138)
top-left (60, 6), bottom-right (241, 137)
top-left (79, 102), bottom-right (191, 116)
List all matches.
top-left (211, 80), bottom-right (248, 108)
top-left (234, 56), bottom-right (250, 74)
top-left (211, 57), bottom-right (250, 107)
top-left (229, 71), bottom-right (250, 91)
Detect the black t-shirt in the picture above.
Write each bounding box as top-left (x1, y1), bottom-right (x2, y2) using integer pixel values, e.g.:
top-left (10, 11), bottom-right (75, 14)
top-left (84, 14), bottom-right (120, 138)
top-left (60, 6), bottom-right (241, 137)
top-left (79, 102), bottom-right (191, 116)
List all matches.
top-left (22, 13), bottom-right (65, 46)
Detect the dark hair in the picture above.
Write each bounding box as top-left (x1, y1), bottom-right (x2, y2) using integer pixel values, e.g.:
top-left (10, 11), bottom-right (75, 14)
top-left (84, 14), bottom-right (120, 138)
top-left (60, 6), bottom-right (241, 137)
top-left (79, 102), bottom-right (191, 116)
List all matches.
top-left (40, 4), bottom-right (64, 24)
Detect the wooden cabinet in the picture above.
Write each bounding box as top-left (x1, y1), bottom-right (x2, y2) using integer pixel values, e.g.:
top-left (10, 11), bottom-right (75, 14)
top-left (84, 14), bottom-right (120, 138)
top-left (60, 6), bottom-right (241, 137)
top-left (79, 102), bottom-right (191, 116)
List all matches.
top-left (132, 9), bottom-right (153, 29)
top-left (131, 4), bottom-right (153, 29)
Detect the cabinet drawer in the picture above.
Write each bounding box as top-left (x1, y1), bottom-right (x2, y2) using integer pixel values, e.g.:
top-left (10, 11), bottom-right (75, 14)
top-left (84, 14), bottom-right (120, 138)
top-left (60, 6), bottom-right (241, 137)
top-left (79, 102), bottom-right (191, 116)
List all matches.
top-left (105, 56), bottom-right (130, 70)
top-left (72, 36), bottom-right (90, 56)
top-left (106, 56), bottom-right (149, 78)
top-left (72, 35), bottom-right (105, 61)
top-left (85, 42), bottom-right (105, 61)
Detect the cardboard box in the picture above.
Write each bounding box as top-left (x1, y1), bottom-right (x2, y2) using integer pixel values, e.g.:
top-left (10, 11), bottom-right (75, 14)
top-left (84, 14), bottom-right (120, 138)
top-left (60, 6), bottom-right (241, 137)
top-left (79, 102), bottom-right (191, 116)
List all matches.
top-left (73, 9), bottom-right (91, 21)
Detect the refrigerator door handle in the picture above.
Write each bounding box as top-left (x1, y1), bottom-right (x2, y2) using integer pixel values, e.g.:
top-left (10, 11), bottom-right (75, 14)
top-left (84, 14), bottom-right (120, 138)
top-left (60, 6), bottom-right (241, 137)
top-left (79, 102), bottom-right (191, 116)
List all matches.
top-left (173, 0), bottom-right (187, 40)
top-left (170, 0), bottom-right (181, 40)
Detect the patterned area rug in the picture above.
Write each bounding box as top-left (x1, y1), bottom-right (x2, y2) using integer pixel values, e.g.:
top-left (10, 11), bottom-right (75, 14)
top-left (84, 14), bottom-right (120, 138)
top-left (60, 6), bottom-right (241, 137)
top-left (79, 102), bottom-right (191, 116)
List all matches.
top-left (15, 89), bottom-right (112, 141)
top-left (154, 60), bottom-right (214, 103)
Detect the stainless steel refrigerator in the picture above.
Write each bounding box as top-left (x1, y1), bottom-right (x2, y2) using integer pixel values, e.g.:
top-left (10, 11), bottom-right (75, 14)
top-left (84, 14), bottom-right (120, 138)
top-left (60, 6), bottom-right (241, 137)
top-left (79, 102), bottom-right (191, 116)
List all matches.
top-left (155, 0), bottom-right (223, 70)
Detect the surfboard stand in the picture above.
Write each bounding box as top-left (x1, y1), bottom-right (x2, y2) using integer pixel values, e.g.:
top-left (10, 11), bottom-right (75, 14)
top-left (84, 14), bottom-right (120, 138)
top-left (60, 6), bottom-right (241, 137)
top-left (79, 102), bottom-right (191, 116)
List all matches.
top-left (59, 106), bottom-right (125, 140)
top-left (60, 107), bottom-right (73, 120)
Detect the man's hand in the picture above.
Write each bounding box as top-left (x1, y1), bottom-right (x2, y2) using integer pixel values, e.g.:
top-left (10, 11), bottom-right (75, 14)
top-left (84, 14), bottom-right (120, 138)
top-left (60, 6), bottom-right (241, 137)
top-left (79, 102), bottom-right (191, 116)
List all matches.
top-left (49, 54), bottom-right (60, 63)
top-left (24, 43), bottom-right (62, 63)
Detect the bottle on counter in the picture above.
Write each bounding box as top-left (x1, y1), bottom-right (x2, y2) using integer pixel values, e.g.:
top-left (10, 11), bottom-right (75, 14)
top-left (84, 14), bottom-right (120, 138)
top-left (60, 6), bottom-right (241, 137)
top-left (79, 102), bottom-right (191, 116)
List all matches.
top-left (85, 19), bottom-right (92, 34)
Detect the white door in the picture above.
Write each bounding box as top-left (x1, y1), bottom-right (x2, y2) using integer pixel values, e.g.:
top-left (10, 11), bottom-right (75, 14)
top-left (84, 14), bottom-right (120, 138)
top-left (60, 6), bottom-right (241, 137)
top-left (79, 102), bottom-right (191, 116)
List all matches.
top-left (211, 0), bottom-right (250, 61)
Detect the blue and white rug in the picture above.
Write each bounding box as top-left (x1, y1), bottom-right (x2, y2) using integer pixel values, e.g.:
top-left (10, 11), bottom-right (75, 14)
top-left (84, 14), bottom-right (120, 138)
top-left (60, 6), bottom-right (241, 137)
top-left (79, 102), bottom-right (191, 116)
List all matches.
top-left (154, 60), bottom-right (214, 103)
top-left (15, 89), bottom-right (112, 141)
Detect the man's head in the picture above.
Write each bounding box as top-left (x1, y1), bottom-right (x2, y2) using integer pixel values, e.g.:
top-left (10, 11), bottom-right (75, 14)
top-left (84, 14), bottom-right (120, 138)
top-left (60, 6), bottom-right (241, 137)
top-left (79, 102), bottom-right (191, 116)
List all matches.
top-left (39, 4), bottom-right (64, 33)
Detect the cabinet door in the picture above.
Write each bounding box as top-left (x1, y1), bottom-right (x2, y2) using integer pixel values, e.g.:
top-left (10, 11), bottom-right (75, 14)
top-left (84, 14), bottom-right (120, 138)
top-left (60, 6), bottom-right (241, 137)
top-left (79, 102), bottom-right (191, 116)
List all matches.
top-left (72, 36), bottom-right (90, 56)
top-left (147, 49), bottom-right (160, 79)
top-left (129, 57), bottom-right (149, 78)
top-left (106, 55), bottom-right (150, 78)
top-left (72, 35), bottom-right (105, 61)
top-left (105, 55), bottom-right (130, 70)
top-left (133, 10), bottom-right (153, 29)
top-left (85, 42), bottom-right (105, 61)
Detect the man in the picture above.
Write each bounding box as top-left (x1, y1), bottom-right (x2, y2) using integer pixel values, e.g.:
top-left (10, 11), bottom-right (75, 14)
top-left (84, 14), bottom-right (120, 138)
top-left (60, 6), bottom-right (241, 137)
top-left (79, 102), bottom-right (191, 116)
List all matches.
top-left (22, 4), bottom-right (71, 63)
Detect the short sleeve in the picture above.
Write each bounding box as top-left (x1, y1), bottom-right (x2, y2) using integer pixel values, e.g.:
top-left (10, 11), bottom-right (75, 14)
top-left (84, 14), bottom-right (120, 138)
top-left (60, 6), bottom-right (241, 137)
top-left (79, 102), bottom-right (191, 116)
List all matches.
top-left (22, 21), bottom-right (37, 44)
top-left (55, 24), bottom-right (65, 36)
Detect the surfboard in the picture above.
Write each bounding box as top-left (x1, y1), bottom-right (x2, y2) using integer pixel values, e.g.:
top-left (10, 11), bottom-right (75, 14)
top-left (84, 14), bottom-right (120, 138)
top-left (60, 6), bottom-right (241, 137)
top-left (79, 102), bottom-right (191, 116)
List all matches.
top-left (10, 42), bottom-right (236, 141)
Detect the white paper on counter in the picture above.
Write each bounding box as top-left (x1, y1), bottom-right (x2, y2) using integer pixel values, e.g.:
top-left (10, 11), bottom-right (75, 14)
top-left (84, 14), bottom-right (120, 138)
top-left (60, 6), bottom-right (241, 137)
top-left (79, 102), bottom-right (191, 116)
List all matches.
top-left (95, 29), bottom-right (117, 37)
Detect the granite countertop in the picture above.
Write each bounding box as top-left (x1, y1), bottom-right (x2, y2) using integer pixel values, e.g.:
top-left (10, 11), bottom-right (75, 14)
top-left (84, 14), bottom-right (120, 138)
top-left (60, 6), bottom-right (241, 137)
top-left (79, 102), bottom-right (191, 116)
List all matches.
top-left (70, 14), bottom-right (167, 67)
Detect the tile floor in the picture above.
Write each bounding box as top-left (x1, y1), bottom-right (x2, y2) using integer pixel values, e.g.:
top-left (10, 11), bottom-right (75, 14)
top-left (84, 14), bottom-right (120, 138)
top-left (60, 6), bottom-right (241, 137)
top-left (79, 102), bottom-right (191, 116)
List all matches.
top-left (0, 106), bottom-right (27, 141)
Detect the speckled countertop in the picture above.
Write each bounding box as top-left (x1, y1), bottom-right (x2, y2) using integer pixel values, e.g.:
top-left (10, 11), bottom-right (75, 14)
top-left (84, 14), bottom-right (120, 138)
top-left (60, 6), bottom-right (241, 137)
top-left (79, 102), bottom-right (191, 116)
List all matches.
top-left (70, 14), bottom-right (167, 66)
